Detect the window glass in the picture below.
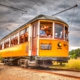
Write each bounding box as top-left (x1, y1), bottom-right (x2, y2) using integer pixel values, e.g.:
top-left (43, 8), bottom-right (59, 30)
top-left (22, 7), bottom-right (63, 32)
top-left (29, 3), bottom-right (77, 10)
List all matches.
top-left (4, 38), bottom-right (9, 48)
top-left (15, 33), bottom-right (18, 44)
top-left (40, 22), bottom-right (52, 38)
top-left (25, 27), bottom-right (29, 32)
top-left (11, 35), bottom-right (15, 46)
top-left (20, 29), bottom-right (25, 35)
top-left (0, 42), bottom-right (4, 49)
top-left (20, 35), bottom-right (24, 43)
top-left (11, 35), bottom-right (14, 39)
top-left (0, 43), bottom-right (2, 50)
top-left (65, 26), bottom-right (68, 41)
top-left (15, 33), bottom-right (18, 37)
top-left (24, 27), bottom-right (28, 42)
top-left (55, 24), bottom-right (64, 39)
top-left (20, 28), bottom-right (29, 43)
top-left (5, 38), bottom-right (9, 42)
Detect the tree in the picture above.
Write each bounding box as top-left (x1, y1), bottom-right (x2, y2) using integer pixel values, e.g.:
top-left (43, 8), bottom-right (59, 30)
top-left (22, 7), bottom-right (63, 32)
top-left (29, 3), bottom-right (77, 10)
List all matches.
top-left (69, 48), bottom-right (80, 59)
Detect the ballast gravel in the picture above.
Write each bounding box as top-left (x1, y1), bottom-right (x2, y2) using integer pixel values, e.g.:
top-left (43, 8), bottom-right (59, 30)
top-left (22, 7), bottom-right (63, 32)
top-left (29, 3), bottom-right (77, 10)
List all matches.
top-left (0, 63), bottom-right (79, 80)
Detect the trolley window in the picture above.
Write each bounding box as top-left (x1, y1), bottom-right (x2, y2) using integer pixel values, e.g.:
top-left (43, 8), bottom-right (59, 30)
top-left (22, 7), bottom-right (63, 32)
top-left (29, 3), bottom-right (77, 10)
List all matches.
top-left (20, 27), bottom-right (29, 43)
top-left (0, 43), bottom-right (2, 50)
top-left (15, 33), bottom-right (18, 45)
top-left (65, 26), bottom-right (68, 41)
top-left (20, 29), bottom-right (25, 43)
top-left (4, 38), bottom-right (9, 48)
top-left (55, 24), bottom-right (64, 39)
top-left (40, 22), bottom-right (52, 38)
top-left (24, 27), bottom-right (28, 42)
top-left (0, 42), bottom-right (4, 50)
top-left (11, 35), bottom-right (15, 46)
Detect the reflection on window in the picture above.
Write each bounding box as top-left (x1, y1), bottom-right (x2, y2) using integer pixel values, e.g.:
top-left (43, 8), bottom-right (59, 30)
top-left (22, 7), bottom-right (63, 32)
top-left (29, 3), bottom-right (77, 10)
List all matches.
top-left (40, 22), bottom-right (52, 38)
top-left (55, 24), bottom-right (63, 39)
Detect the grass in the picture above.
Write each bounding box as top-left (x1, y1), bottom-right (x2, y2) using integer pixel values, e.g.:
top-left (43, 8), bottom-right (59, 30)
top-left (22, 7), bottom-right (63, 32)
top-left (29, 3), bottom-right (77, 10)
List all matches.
top-left (50, 59), bottom-right (80, 71)
top-left (0, 54), bottom-right (3, 63)
top-left (65, 59), bottom-right (80, 70)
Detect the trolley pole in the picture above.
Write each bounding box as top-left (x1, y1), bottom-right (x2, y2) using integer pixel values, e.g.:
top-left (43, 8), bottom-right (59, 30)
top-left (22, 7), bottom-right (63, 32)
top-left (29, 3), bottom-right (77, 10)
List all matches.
top-left (52, 4), bottom-right (78, 16)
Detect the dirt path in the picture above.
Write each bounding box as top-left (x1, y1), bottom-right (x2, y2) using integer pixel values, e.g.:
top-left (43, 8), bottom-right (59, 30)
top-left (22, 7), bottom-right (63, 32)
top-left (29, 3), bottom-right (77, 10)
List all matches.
top-left (0, 63), bottom-right (79, 80)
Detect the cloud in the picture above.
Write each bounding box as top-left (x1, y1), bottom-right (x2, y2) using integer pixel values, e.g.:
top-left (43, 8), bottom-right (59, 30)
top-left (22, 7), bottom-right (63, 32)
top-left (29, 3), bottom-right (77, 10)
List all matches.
top-left (69, 46), bottom-right (80, 51)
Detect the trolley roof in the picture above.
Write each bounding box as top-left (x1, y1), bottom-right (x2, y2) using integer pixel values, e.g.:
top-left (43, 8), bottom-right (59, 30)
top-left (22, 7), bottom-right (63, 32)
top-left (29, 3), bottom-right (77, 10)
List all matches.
top-left (0, 14), bottom-right (68, 41)
top-left (28, 14), bottom-right (68, 24)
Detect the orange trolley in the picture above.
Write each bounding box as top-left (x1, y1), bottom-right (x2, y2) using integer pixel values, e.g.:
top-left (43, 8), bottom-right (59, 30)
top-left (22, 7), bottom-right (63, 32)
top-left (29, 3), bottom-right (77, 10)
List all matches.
top-left (0, 14), bottom-right (69, 67)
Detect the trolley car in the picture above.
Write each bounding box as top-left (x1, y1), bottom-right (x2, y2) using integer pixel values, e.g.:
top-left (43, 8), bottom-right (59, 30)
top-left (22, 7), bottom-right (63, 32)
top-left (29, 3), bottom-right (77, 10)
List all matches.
top-left (0, 14), bottom-right (69, 67)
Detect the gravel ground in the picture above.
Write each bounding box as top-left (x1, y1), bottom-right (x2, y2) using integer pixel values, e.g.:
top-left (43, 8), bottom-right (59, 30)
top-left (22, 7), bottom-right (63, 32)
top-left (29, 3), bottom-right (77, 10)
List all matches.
top-left (50, 70), bottom-right (80, 77)
top-left (0, 63), bottom-right (79, 80)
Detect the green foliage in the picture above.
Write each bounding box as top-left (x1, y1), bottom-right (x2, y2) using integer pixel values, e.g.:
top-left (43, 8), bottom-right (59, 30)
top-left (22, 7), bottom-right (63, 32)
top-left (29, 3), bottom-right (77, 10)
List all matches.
top-left (0, 53), bottom-right (3, 62)
top-left (69, 48), bottom-right (80, 59)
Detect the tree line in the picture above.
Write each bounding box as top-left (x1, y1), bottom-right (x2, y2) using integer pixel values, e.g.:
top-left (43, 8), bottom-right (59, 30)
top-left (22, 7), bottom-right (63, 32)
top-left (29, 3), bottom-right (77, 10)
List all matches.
top-left (69, 48), bottom-right (80, 59)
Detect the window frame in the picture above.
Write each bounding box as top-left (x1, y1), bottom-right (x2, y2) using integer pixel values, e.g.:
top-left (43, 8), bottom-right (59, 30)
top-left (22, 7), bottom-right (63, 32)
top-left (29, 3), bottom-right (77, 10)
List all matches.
top-left (20, 27), bottom-right (29, 43)
top-left (65, 26), bottom-right (68, 41)
top-left (54, 23), bottom-right (64, 40)
top-left (4, 38), bottom-right (9, 48)
top-left (39, 21), bottom-right (53, 38)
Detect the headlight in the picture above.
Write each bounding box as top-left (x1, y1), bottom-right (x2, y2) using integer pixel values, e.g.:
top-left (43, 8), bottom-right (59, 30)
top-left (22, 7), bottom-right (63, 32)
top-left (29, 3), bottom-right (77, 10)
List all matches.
top-left (58, 42), bottom-right (62, 47)
top-left (40, 44), bottom-right (52, 50)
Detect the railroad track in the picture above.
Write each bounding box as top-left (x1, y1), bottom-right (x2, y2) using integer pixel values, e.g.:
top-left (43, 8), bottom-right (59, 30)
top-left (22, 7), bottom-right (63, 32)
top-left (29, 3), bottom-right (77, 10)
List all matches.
top-left (0, 63), bottom-right (80, 80)
top-left (25, 68), bottom-right (80, 79)
top-left (38, 69), bottom-right (80, 79)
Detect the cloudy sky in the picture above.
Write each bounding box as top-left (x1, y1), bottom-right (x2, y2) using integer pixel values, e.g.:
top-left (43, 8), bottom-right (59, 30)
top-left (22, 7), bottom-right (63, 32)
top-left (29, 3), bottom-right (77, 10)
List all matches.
top-left (0, 0), bottom-right (80, 50)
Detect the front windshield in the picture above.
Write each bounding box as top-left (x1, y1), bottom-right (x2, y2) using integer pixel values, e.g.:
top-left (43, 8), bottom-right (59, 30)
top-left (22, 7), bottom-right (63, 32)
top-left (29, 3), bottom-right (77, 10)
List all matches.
top-left (40, 22), bottom-right (52, 38)
top-left (55, 24), bottom-right (64, 39)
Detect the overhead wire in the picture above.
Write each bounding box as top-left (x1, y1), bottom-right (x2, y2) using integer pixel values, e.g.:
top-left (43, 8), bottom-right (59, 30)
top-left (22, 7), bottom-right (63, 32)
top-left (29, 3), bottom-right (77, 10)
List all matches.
top-left (51, 2), bottom-right (78, 32)
top-left (12, 0), bottom-right (41, 23)
top-left (0, 0), bottom-right (41, 32)
top-left (52, 4), bottom-right (78, 16)
top-left (0, 0), bottom-right (78, 32)
top-left (0, 3), bottom-right (27, 13)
